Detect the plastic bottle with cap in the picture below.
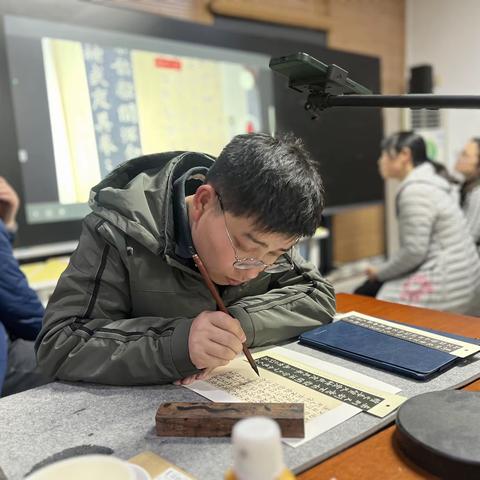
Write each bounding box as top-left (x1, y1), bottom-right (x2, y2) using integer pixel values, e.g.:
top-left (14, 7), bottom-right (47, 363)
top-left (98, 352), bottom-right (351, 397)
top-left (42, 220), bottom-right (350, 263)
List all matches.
top-left (224, 416), bottom-right (296, 480)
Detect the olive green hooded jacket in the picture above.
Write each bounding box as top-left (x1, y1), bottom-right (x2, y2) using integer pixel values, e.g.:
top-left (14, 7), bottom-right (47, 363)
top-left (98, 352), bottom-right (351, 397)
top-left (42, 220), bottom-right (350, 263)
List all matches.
top-left (35, 152), bottom-right (336, 385)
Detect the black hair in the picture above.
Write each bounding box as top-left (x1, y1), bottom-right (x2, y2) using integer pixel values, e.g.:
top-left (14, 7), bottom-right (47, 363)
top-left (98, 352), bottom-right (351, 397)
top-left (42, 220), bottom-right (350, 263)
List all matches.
top-left (381, 131), bottom-right (453, 181)
top-left (206, 132), bottom-right (324, 237)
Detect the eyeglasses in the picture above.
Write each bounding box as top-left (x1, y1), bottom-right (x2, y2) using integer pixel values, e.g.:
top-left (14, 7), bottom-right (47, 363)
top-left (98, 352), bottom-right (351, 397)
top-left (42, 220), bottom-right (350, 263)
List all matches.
top-left (217, 195), bottom-right (295, 274)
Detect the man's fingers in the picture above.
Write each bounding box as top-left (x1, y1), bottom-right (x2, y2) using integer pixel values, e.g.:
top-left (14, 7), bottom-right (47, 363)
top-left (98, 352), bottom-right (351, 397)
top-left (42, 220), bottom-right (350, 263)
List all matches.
top-left (189, 311), bottom-right (246, 371)
top-left (195, 369), bottom-right (212, 381)
top-left (180, 376), bottom-right (195, 385)
top-left (173, 368), bottom-right (214, 386)
top-left (210, 313), bottom-right (246, 343)
top-left (204, 340), bottom-right (236, 362)
top-left (209, 329), bottom-right (243, 357)
top-left (0, 186), bottom-right (14, 195)
top-left (193, 352), bottom-right (229, 369)
top-left (173, 374), bottom-right (196, 385)
top-left (0, 194), bottom-right (15, 205)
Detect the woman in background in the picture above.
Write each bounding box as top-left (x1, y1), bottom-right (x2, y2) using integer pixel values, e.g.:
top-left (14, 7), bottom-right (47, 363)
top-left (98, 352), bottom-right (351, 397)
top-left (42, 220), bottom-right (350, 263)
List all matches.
top-left (357, 131), bottom-right (480, 314)
top-left (454, 138), bottom-right (480, 250)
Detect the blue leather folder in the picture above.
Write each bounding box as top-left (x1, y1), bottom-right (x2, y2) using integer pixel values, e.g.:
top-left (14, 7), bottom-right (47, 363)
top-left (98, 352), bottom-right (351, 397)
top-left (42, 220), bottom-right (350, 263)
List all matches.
top-left (299, 316), bottom-right (478, 381)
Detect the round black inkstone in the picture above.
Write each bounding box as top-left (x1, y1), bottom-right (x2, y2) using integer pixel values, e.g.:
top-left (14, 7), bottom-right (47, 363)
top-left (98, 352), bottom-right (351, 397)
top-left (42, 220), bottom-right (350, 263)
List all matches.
top-left (395, 390), bottom-right (480, 479)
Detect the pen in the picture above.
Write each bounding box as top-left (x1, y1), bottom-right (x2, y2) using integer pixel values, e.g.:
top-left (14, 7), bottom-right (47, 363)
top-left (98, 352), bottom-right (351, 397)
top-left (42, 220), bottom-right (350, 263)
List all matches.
top-left (192, 253), bottom-right (260, 377)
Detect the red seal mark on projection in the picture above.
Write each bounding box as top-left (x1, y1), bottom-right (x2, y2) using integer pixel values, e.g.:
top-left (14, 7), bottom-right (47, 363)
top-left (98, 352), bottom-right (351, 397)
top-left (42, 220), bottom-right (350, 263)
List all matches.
top-left (246, 120), bottom-right (255, 133)
top-left (154, 57), bottom-right (182, 70)
top-left (400, 273), bottom-right (433, 303)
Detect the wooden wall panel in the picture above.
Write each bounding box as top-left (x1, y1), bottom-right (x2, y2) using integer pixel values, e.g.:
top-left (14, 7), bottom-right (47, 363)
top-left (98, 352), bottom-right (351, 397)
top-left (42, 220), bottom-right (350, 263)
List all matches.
top-left (332, 204), bottom-right (385, 264)
top-left (328, 0), bottom-right (405, 95)
top-left (85, 0), bottom-right (215, 24)
top-left (209, 0), bottom-right (331, 30)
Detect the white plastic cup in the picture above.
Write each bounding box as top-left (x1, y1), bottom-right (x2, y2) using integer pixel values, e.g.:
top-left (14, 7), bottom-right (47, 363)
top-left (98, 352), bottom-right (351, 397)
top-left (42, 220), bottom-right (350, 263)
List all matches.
top-left (25, 454), bottom-right (145, 480)
top-left (231, 416), bottom-right (285, 480)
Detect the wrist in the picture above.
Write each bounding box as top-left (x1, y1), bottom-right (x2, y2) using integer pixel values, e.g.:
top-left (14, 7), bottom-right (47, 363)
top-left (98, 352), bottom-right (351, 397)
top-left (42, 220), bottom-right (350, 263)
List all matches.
top-left (172, 319), bottom-right (198, 376)
top-left (4, 220), bottom-right (18, 233)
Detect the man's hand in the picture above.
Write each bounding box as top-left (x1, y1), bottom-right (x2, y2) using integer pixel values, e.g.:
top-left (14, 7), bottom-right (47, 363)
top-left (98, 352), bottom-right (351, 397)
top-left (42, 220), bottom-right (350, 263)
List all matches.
top-left (188, 310), bottom-right (246, 370)
top-left (173, 368), bottom-right (213, 386)
top-left (365, 265), bottom-right (379, 281)
top-left (0, 177), bottom-right (20, 230)
top-left (175, 311), bottom-right (246, 386)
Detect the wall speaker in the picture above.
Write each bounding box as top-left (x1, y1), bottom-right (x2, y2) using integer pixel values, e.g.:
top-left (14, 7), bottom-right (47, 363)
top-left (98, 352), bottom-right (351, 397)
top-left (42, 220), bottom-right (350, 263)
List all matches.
top-left (409, 65), bottom-right (433, 94)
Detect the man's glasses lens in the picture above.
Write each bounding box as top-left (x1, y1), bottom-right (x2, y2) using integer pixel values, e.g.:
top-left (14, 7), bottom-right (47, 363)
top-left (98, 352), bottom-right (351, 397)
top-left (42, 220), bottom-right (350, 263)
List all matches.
top-left (264, 264), bottom-right (292, 273)
top-left (233, 258), bottom-right (293, 273)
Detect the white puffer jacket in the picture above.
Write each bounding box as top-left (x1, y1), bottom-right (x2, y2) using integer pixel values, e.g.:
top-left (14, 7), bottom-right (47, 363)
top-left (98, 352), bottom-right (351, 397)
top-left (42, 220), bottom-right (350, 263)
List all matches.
top-left (377, 162), bottom-right (480, 315)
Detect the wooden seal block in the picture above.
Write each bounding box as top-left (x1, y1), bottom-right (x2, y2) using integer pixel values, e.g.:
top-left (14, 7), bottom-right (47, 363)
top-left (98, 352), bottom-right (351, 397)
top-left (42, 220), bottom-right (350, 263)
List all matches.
top-left (155, 402), bottom-right (304, 438)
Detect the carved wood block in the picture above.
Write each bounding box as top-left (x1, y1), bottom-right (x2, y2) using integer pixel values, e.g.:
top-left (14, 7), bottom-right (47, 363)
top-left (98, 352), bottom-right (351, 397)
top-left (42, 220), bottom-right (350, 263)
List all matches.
top-left (155, 402), bottom-right (304, 437)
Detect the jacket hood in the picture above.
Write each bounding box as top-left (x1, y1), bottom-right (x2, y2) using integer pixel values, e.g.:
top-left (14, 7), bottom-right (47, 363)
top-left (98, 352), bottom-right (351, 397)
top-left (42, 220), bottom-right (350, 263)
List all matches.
top-left (88, 151), bottom-right (215, 255)
top-left (399, 161), bottom-right (453, 195)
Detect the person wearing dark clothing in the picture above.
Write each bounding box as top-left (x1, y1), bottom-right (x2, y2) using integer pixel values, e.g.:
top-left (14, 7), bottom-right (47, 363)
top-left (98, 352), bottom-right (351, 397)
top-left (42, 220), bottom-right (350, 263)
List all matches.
top-left (0, 177), bottom-right (50, 395)
top-left (37, 133), bottom-right (336, 386)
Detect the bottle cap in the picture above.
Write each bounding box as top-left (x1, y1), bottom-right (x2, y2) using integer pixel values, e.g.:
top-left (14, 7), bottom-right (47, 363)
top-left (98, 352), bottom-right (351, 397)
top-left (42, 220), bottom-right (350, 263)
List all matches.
top-left (231, 416), bottom-right (284, 480)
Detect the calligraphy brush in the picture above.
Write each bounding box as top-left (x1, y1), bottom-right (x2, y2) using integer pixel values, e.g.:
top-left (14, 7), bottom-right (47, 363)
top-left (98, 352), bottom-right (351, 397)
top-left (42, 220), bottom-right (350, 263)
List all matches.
top-left (192, 253), bottom-right (260, 377)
